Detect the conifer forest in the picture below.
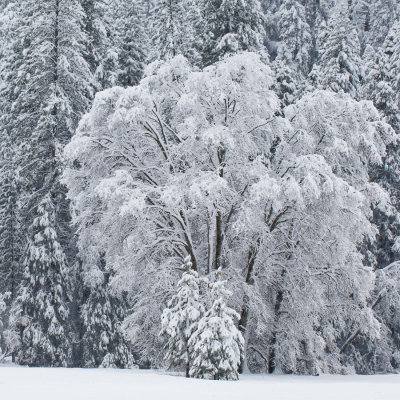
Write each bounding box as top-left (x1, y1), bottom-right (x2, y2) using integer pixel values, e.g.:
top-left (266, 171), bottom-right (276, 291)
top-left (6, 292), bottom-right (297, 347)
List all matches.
top-left (1, 0), bottom-right (400, 385)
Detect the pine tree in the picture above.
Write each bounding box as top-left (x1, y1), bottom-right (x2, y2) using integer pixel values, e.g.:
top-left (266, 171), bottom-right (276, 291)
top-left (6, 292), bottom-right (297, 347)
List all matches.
top-left (0, 291), bottom-right (11, 360)
top-left (310, 3), bottom-right (363, 99)
top-left (0, 1), bottom-right (26, 302)
top-left (13, 0), bottom-right (93, 366)
top-left (200, 0), bottom-right (267, 66)
top-left (383, 19), bottom-right (400, 132)
top-left (271, 0), bottom-right (312, 106)
top-left (365, 18), bottom-right (400, 128)
top-left (189, 272), bottom-right (244, 380)
top-left (367, 0), bottom-right (400, 49)
top-left (160, 257), bottom-right (205, 377)
top-left (150, 0), bottom-right (199, 63)
top-left (0, 133), bottom-right (21, 300)
top-left (114, 0), bottom-right (147, 87)
top-left (17, 197), bottom-right (71, 366)
top-left (81, 262), bottom-right (134, 368)
top-left (81, 0), bottom-right (118, 90)
top-left (365, 21), bottom-right (400, 269)
top-left (275, 0), bottom-right (312, 77)
top-left (272, 51), bottom-right (298, 107)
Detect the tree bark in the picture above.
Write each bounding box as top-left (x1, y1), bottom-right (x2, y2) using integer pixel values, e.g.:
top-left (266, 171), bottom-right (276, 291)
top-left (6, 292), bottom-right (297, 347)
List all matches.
top-left (268, 288), bottom-right (284, 374)
top-left (238, 241), bottom-right (259, 373)
top-left (214, 210), bottom-right (223, 269)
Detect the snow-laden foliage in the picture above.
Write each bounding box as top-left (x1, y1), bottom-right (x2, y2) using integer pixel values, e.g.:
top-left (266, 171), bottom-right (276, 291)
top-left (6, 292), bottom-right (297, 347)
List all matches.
top-left (64, 52), bottom-right (279, 366)
top-left (160, 257), bottom-right (205, 376)
top-left (189, 271), bottom-right (244, 380)
top-left (0, 1), bottom-right (25, 303)
top-left (0, 0), bottom-right (399, 375)
top-left (366, 0), bottom-right (400, 50)
top-left (366, 20), bottom-right (400, 132)
top-left (310, 2), bottom-right (363, 99)
top-left (64, 52), bottom-right (395, 374)
top-left (363, 20), bottom-right (400, 275)
top-left (17, 197), bottom-right (72, 366)
top-left (150, 0), bottom-right (199, 64)
top-left (271, 0), bottom-right (312, 106)
top-left (114, 0), bottom-right (147, 87)
top-left (6, 0), bottom-right (93, 367)
top-left (0, 292), bottom-right (7, 357)
top-left (373, 262), bottom-right (400, 369)
top-left (0, 130), bottom-right (21, 299)
top-left (0, 292), bottom-right (12, 361)
top-left (199, 0), bottom-right (267, 65)
top-left (81, 0), bottom-right (118, 90)
top-left (274, 0), bottom-right (312, 77)
top-left (381, 20), bottom-right (400, 133)
top-left (81, 262), bottom-right (134, 369)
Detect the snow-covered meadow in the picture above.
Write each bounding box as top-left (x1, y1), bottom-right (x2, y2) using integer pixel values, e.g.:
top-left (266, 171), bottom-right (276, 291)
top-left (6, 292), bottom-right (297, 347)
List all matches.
top-left (0, 366), bottom-right (398, 400)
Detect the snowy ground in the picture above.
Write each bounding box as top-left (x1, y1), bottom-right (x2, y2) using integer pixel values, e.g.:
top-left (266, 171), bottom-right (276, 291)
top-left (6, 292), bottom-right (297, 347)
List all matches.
top-left (0, 365), bottom-right (399, 400)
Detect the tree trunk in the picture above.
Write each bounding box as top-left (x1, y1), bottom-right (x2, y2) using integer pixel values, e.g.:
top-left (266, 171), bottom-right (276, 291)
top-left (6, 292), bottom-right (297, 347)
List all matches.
top-left (238, 242), bottom-right (259, 373)
top-left (214, 210), bottom-right (223, 270)
top-left (238, 295), bottom-right (249, 374)
top-left (185, 361), bottom-right (190, 378)
top-left (268, 288), bottom-right (284, 374)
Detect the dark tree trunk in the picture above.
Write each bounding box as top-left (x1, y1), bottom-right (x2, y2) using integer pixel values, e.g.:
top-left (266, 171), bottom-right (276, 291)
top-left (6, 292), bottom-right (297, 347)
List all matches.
top-left (186, 362), bottom-right (190, 378)
top-left (268, 289), bottom-right (284, 374)
top-left (238, 241), bottom-right (259, 373)
top-left (214, 210), bottom-right (223, 269)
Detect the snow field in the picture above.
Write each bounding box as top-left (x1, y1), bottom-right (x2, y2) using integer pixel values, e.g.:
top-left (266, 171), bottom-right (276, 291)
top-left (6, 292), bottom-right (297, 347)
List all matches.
top-left (0, 366), bottom-right (399, 400)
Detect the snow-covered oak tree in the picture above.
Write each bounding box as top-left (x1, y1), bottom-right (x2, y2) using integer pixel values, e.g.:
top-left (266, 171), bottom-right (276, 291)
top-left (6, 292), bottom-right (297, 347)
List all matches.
top-left (64, 52), bottom-right (395, 373)
top-left (63, 52), bottom-right (280, 366)
top-left (262, 90), bottom-right (396, 374)
top-left (160, 256), bottom-right (205, 376)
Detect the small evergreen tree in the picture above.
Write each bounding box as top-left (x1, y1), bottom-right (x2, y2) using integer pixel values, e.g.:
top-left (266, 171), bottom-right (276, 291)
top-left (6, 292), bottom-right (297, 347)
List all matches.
top-left (81, 263), bottom-right (134, 368)
top-left (150, 0), bottom-right (199, 63)
top-left (115, 0), bottom-right (147, 87)
top-left (160, 256), bottom-right (205, 377)
top-left (367, 0), bottom-right (400, 49)
top-left (273, 46), bottom-right (298, 107)
top-left (189, 271), bottom-right (244, 380)
top-left (17, 197), bottom-right (72, 366)
top-left (365, 23), bottom-right (400, 132)
top-left (0, 131), bottom-right (21, 300)
top-left (275, 0), bottom-right (312, 77)
top-left (383, 20), bottom-right (400, 132)
top-left (365, 21), bottom-right (400, 271)
top-left (81, 0), bottom-right (119, 90)
top-left (310, 3), bottom-right (363, 99)
top-left (200, 0), bottom-right (267, 65)
top-left (0, 293), bottom-right (7, 357)
top-left (0, 291), bottom-right (14, 361)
